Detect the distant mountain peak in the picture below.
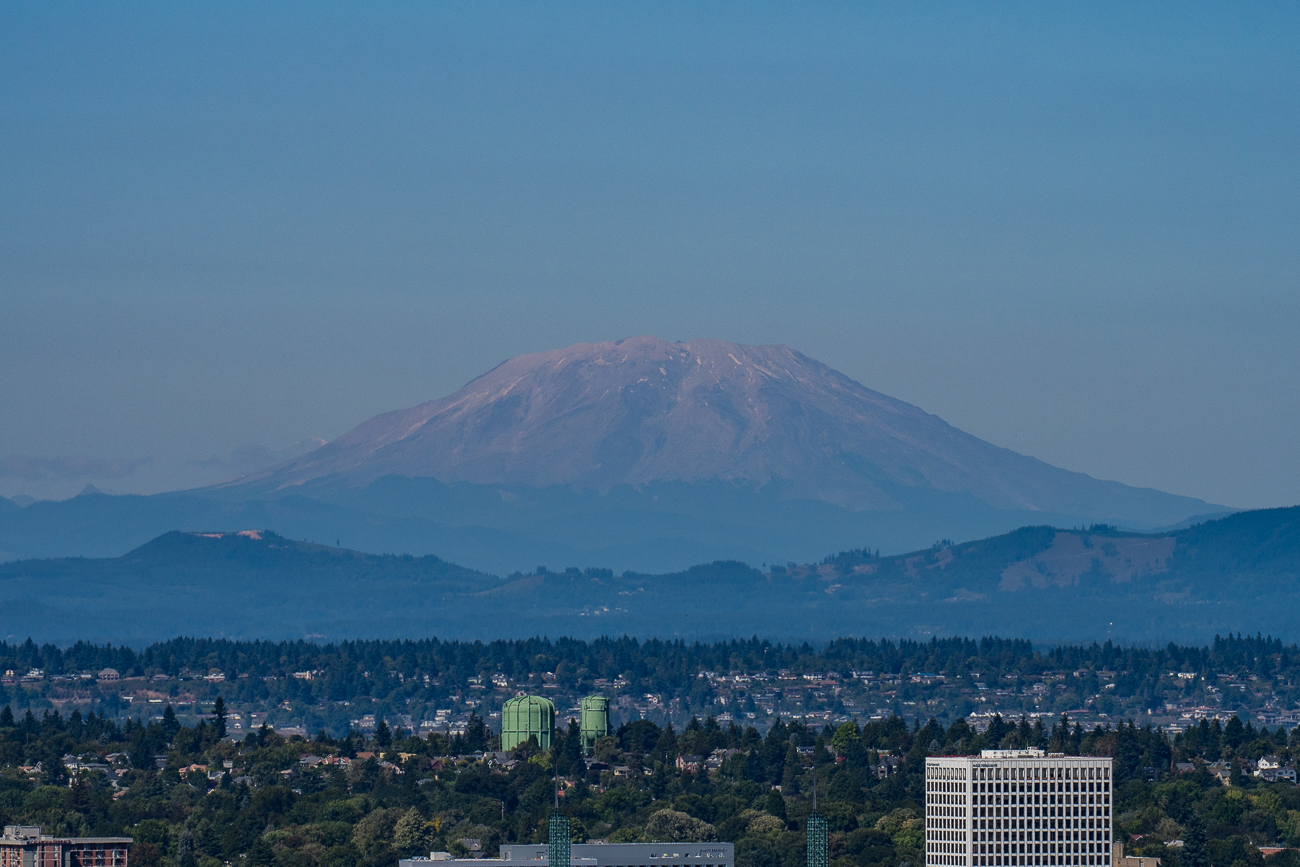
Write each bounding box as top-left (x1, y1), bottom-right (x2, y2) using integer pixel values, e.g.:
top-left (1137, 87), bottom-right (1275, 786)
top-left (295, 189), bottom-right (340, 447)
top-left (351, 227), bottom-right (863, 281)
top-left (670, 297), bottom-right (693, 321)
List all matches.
top-left (225, 336), bottom-right (1217, 527)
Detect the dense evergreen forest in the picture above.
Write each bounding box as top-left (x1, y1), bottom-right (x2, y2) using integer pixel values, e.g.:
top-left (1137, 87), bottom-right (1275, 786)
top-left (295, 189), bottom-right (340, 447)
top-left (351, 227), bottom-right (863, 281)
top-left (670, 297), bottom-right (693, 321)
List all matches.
top-left (3, 632), bottom-right (1299, 699)
top-left (2, 633), bottom-right (1298, 867)
top-left (1, 633), bottom-right (1298, 737)
top-left (2, 698), bottom-right (1300, 867)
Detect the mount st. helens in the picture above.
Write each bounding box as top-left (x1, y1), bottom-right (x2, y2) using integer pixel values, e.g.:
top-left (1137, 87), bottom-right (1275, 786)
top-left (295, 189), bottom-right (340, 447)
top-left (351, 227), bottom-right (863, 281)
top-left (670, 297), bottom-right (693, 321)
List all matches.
top-left (0, 337), bottom-right (1225, 572)
top-left (227, 336), bottom-right (1215, 523)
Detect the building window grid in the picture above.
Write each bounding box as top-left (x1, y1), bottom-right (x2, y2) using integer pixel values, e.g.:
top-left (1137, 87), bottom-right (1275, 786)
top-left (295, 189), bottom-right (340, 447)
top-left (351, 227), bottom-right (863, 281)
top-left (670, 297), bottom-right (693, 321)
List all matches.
top-left (807, 813), bottom-right (829, 867)
top-left (548, 814), bottom-right (571, 867)
top-left (69, 847), bottom-right (121, 867)
top-left (926, 758), bottom-right (1112, 867)
top-left (0, 837), bottom-right (129, 867)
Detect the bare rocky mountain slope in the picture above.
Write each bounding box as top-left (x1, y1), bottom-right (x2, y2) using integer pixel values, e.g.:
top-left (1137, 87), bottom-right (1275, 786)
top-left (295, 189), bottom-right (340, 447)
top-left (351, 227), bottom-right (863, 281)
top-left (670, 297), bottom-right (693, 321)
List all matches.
top-left (230, 336), bottom-right (1215, 526)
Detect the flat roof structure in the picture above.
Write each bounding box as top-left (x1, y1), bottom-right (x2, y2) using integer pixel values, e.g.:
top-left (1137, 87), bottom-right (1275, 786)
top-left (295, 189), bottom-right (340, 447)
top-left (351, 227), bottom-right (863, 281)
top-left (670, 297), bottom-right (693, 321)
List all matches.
top-left (401, 842), bottom-right (734, 867)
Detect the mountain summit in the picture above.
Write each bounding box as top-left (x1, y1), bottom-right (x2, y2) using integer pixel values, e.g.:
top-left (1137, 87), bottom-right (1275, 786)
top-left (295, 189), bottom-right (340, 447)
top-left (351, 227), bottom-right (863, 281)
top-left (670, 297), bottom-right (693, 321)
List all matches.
top-left (234, 336), bottom-right (1213, 527)
top-left (0, 337), bottom-right (1225, 571)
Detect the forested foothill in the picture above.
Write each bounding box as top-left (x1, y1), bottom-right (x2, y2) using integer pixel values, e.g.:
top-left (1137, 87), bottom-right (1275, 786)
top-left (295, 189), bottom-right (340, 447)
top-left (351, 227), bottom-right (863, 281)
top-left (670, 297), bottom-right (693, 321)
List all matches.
top-left (1, 505), bottom-right (1298, 643)
top-left (3, 699), bottom-right (1300, 867)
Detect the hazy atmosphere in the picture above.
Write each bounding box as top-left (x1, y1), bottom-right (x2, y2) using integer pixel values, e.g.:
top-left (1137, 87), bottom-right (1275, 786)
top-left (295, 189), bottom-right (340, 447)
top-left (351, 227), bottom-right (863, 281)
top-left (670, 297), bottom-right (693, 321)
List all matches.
top-left (7, 10), bottom-right (1300, 867)
top-left (7, 12), bottom-right (1300, 866)
top-left (3, 3), bottom-right (1299, 508)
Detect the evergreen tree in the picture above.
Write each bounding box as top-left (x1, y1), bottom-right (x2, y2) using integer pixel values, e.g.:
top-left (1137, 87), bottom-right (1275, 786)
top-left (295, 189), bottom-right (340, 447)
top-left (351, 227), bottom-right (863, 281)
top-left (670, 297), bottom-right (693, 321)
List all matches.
top-left (68, 775), bottom-right (93, 815)
top-left (988, 714), bottom-right (1011, 746)
top-left (1114, 723), bottom-right (1142, 784)
top-left (162, 705), bottom-right (181, 742)
top-left (1016, 715), bottom-right (1033, 746)
top-left (247, 837), bottom-right (275, 867)
top-left (1049, 715), bottom-right (1069, 753)
top-left (464, 713), bottom-right (490, 752)
top-left (1224, 716), bottom-right (1246, 750)
top-left (1181, 813), bottom-right (1208, 867)
top-left (213, 696), bottom-right (227, 739)
top-left (178, 829), bottom-right (196, 867)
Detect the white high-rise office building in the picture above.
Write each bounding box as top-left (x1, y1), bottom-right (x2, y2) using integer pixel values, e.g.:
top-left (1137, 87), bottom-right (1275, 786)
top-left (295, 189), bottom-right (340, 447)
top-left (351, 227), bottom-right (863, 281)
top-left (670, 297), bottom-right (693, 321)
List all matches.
top-left (925, 749), bottom-right (1113, 867)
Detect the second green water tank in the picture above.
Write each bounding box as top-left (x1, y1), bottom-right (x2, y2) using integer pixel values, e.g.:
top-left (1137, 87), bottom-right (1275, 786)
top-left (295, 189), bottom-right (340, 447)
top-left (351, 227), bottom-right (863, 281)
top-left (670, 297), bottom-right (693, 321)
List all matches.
top-left (579, 694), bottom-right (610, 754)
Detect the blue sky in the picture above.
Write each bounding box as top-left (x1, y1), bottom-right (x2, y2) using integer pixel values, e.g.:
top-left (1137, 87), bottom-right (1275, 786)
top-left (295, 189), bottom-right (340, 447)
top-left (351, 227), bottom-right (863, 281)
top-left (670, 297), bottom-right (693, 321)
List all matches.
top-left (2, 2), bottom-right (1298, 506)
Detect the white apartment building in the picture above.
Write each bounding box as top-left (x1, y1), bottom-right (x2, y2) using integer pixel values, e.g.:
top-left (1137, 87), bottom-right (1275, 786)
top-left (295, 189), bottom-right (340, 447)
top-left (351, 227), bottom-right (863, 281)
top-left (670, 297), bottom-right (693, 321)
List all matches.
top-left (925, 749), bottom-right (1113, 867)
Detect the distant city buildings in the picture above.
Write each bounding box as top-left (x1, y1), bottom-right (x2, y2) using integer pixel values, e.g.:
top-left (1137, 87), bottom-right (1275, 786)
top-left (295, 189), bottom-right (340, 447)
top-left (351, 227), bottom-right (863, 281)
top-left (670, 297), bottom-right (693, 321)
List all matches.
top-left (0, 635), bottom-right (1296, 745)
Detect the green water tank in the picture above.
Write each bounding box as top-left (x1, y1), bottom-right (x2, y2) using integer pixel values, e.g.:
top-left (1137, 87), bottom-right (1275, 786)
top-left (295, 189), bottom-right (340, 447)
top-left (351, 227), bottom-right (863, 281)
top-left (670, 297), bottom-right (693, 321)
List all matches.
top-left (501, 694), bottom-right (555, 751)
top-left (579, 694), bottom-right (610, 755)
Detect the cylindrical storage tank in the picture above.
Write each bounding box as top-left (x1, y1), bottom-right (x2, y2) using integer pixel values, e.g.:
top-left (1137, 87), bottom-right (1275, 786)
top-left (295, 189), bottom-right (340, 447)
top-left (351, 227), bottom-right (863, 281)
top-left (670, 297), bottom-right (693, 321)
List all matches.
top-left (501, 694), bottom-right (556, 751)
top-left (579, 694), bottom-right (610, 755)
